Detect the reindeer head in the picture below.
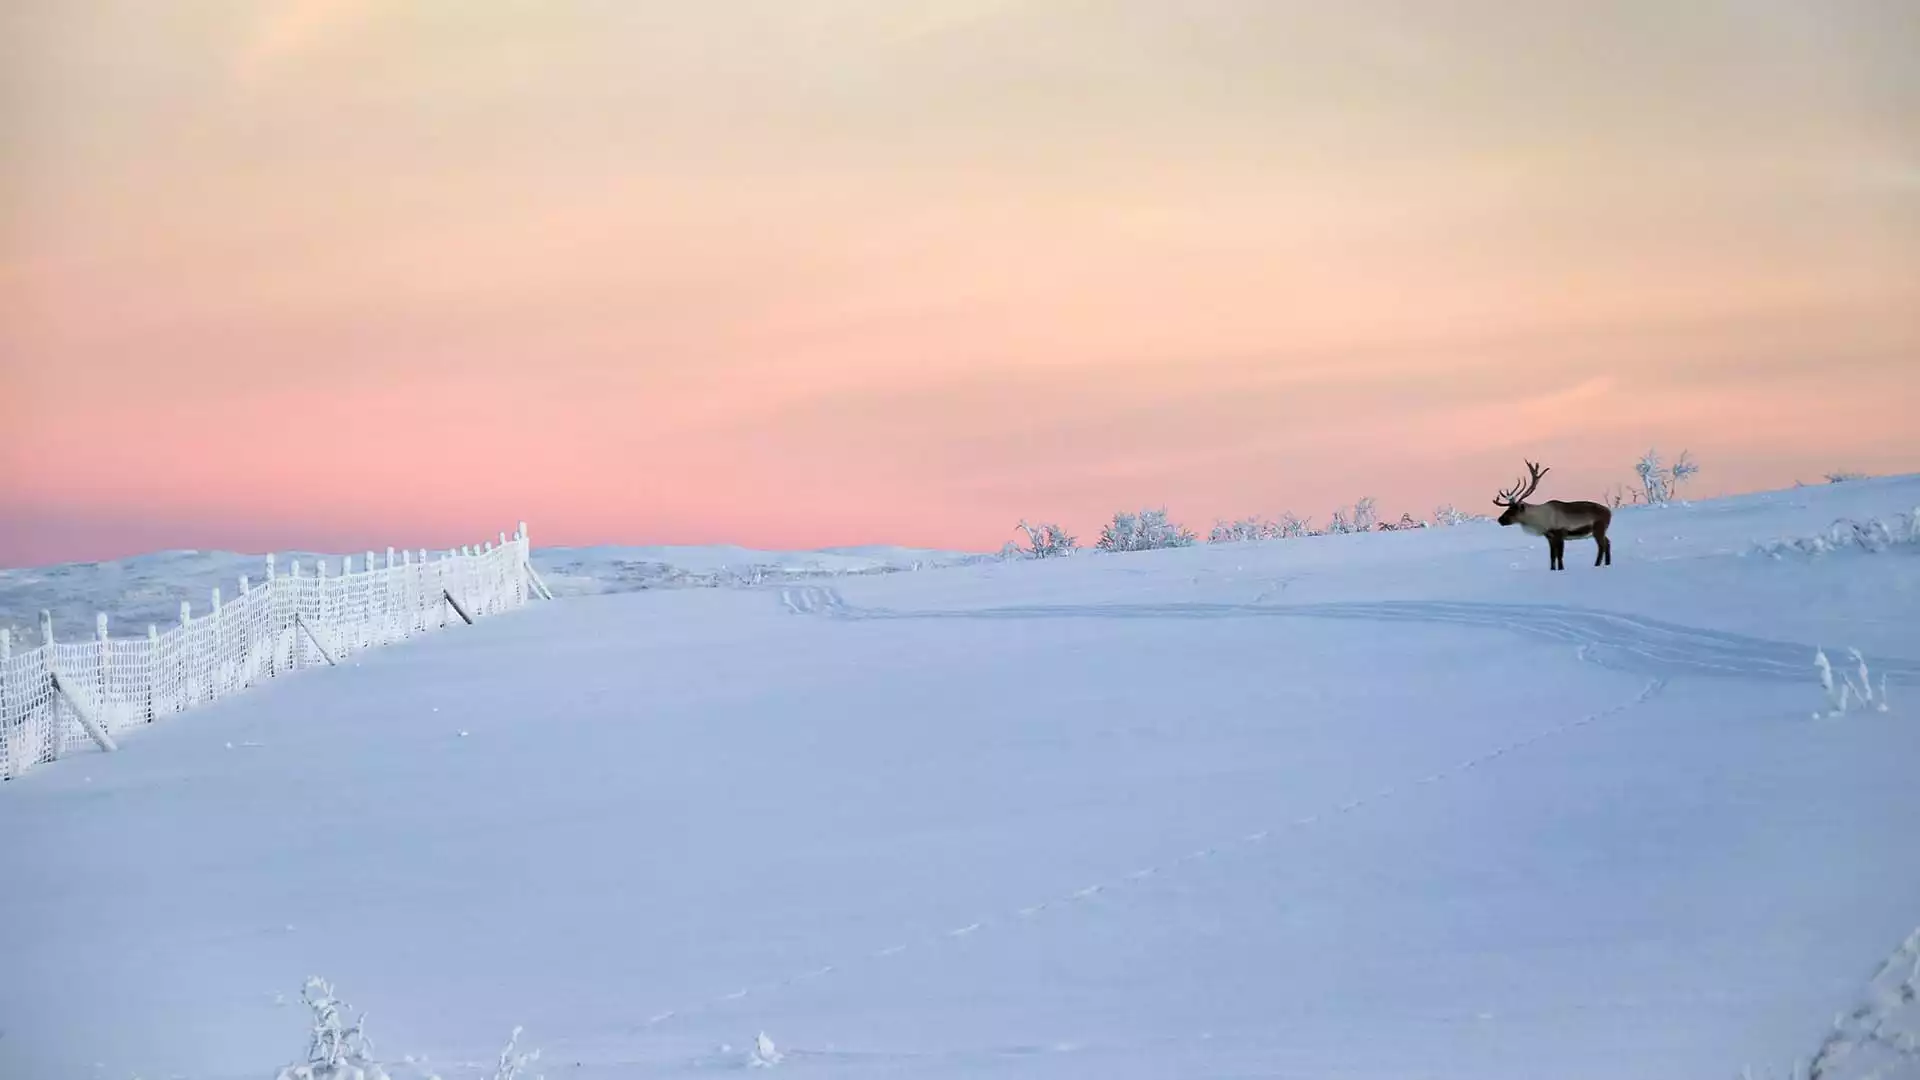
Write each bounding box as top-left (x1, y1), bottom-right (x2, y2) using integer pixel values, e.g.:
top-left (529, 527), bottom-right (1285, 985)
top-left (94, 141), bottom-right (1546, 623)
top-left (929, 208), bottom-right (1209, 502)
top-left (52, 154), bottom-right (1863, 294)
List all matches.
top-left (1491, 460), bottom-right (1550, 526)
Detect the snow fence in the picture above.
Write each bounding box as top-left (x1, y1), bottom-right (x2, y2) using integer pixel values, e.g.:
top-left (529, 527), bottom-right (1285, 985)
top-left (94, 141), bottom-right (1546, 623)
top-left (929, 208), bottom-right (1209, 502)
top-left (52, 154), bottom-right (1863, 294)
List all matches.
top-left (0, 525), bottom-right (538, 780)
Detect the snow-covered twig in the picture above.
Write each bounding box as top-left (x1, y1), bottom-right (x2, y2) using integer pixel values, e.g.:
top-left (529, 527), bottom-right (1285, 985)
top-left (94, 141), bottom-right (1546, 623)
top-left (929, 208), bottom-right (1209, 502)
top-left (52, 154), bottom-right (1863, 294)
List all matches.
top-left (488, 1026), bottom-right (542, 1080)
top-left (748, 1032), bottom-right (784, 1068)
top-left (275, 977), bottom-right (390, 1080)
top-left (1815, 647), bottom-right (1894, 718)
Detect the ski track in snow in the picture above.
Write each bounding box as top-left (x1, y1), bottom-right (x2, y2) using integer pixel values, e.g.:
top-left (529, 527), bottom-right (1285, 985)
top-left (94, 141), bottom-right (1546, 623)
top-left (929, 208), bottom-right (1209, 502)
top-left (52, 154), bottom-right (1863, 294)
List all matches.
top-left (779, 586), bottom-right (1920, 684)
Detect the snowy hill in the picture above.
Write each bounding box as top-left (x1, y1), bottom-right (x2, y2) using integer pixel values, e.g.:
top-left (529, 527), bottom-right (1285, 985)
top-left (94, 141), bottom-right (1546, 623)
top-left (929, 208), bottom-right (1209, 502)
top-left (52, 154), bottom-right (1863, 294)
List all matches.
top-left (1, 477), bottom-right (1917, 1079)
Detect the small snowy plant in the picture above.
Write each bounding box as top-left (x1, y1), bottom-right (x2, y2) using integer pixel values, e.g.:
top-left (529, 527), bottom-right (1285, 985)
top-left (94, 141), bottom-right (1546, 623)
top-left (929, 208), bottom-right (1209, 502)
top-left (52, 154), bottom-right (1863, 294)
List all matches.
top-left (1758, 509), bottom-right (1920, 559)
top-left (276, 978), bottom-right (390, 1080)
top-left (1323, 497), bottom-right (1379, 534)
top-left (1635, 448), bottom-right (1699, 505)
top-left (1815, 647), bottom-right (1891, 718)
top-left (1011, 520), bottom-right (1078, 559)
top-left (1352, 496), bottom-right (1378, 532)
top-left (1096, 508), bottom-right (1197, 552)
top-left (1209, 516), bottom-right (1281, 543)
top-left (488, 1026), bottom-right (542, 1080)
top-left (272, 977), bottom-right (540, 1080)
top-left (748, 1032), bottom-right (784, 1068)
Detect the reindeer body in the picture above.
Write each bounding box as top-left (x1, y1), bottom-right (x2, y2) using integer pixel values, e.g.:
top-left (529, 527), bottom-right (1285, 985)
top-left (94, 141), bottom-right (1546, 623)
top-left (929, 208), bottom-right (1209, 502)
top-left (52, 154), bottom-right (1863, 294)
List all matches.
top-left (1492, 462), bottom-right (1613, 570)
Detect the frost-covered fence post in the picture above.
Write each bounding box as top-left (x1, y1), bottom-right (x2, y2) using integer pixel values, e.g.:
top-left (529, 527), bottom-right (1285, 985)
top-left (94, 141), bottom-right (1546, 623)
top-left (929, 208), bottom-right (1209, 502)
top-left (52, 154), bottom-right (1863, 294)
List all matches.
top-left (482, 541), bottom-right (495, 616)
top-left (264, 554), bottom-right (278, 679)
top-left (290, 561), bottom-right (305, 669)
top-left (335, 555), bottom-right (352, 654)
top-left (365, 550), bottom-right (379, 646)
top-left (95, 613), bottom-right (111, 719)
top-left (240, 572), bottom-right (256, 686)
top-left (398, 550), bottom-right (414, 635)
top-left (386, 547), bottom-right (397, 639)
top-left (314, 558), bottom-right (330, 664)
top-left (41, 610), bottom-right (114, 756)
top-left (209, 587), bottom-right (224, 701)
top-left (39, 611), bottom-right (60, 762)
top-left (145, 625), bottom-right (158, 723)
top-left (178, 601), bottom-right (192, 711)
top-left (290, 559), bottom-right (336, 668)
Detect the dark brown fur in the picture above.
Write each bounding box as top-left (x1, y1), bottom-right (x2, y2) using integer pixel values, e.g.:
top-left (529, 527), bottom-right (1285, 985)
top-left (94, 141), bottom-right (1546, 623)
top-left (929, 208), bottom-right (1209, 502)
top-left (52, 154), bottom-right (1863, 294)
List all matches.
top-left (1493, 461), bottom-right (1613, 570)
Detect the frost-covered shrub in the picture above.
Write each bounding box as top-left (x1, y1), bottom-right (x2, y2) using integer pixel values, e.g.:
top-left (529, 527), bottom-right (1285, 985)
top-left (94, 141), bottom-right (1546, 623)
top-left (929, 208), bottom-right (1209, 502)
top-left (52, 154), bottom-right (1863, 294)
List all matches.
top-left (276, 978), bottom-right (390, 1080)
top-left (1433, 504), bottom-right (1491, 526)
top-left (1275, 511), bottom-right (1311, 538)
top-left (1754, 509), bottom-right (1920, 559)
top-left (1376, 512), bottom-right (1427, 531)
top-left (488, 1026), bottom-right (542, 1080)
top-left (1321, 497), bottom-right (1378, 535)
top-left (1635, 448), bottom-right (1698, 505)
top-left (272, 977), bottom-right (540, 1080)
top-left (1096, 508), bottom-right (1196, 552)
top-left (748, 1032), bottom-right (784, 1068)
top-left (1011, 520), bottom-right (1077, 559)
top-left (1209, 516), bottom-right (1281, 543)
top-left (1352, 496), bottom-right (1378, 532)
top-left (1813, 647), bottom-right (1891, 719)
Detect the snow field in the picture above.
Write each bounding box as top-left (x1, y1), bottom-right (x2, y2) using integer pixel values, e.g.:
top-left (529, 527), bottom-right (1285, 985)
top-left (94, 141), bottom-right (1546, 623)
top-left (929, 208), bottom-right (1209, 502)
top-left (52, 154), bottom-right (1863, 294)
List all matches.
top-left (0, 476), bottom-right (1916, 1078)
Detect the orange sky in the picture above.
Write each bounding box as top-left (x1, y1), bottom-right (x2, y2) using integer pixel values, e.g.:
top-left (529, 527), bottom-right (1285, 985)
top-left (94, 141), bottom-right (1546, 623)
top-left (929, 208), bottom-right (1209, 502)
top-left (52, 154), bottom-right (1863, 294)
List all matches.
top-left (3, 2), bottom-right (1916, 564)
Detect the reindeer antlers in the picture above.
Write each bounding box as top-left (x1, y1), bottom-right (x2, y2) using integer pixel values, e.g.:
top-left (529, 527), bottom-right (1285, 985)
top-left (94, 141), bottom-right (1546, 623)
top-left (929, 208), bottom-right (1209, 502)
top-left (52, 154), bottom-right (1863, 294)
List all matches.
top-left (1492, 459), bottom-right (1551, 506)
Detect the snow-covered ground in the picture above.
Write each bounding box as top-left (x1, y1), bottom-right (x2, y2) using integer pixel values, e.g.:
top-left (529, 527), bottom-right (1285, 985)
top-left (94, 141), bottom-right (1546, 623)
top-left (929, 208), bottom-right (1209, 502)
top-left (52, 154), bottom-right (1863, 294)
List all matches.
top-left (2, 478), bottom-right (1917, 1079)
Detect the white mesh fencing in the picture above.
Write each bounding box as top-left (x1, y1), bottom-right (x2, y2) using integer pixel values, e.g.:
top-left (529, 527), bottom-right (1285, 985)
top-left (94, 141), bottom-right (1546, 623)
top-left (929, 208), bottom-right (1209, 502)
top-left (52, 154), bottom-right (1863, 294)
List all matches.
top-left (1, 527), bottom-right (535, 780)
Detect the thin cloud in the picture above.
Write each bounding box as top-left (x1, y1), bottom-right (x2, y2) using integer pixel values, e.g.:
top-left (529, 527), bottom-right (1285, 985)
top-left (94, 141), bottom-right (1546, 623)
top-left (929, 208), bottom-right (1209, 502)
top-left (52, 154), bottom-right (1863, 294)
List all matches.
top-left (234, 0), bottom-right (377, 84)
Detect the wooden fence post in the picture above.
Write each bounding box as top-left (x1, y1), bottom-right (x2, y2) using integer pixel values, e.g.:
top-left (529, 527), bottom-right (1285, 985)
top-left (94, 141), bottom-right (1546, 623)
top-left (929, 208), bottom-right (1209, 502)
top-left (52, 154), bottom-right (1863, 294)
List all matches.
top-left (337, 555), bottom-right (351, 654)
top-left (289, 560), bottom-right (303, 668)
top-left (146, 625), bottom-right (158, 723)
top-left (95, 613), bottom-right (110, 726)
top-left (264, 554), bottom-right (278, 679)
top-left (41, 614), bottom-right (116, 755)
top-left (316, 559), bottom-right (330, 660)
top-left (209, 587), bottom-right (223, 700)
top-left (240, 573), bottom-right (254, 686)
top-left (367, 550), bottom-right (382, 644)
top-left (178, 601), bottom-right (191, 711)
top-left (39, 611), bottom-right (59, 762)
top-left (399, 550), bottom-right (413, 635)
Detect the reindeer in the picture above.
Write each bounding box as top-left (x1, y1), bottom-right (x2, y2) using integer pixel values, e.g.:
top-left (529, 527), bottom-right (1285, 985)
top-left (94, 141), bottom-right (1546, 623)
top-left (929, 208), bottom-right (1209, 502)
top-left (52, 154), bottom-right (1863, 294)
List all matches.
top-left (1492, 460), bottom-right (1612, 570)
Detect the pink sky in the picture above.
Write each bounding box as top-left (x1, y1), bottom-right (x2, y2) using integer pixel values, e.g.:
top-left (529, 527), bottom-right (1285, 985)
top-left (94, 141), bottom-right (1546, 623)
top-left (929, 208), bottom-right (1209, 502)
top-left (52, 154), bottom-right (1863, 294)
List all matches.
top-left (3, 2), bottom-right (1916, 565)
